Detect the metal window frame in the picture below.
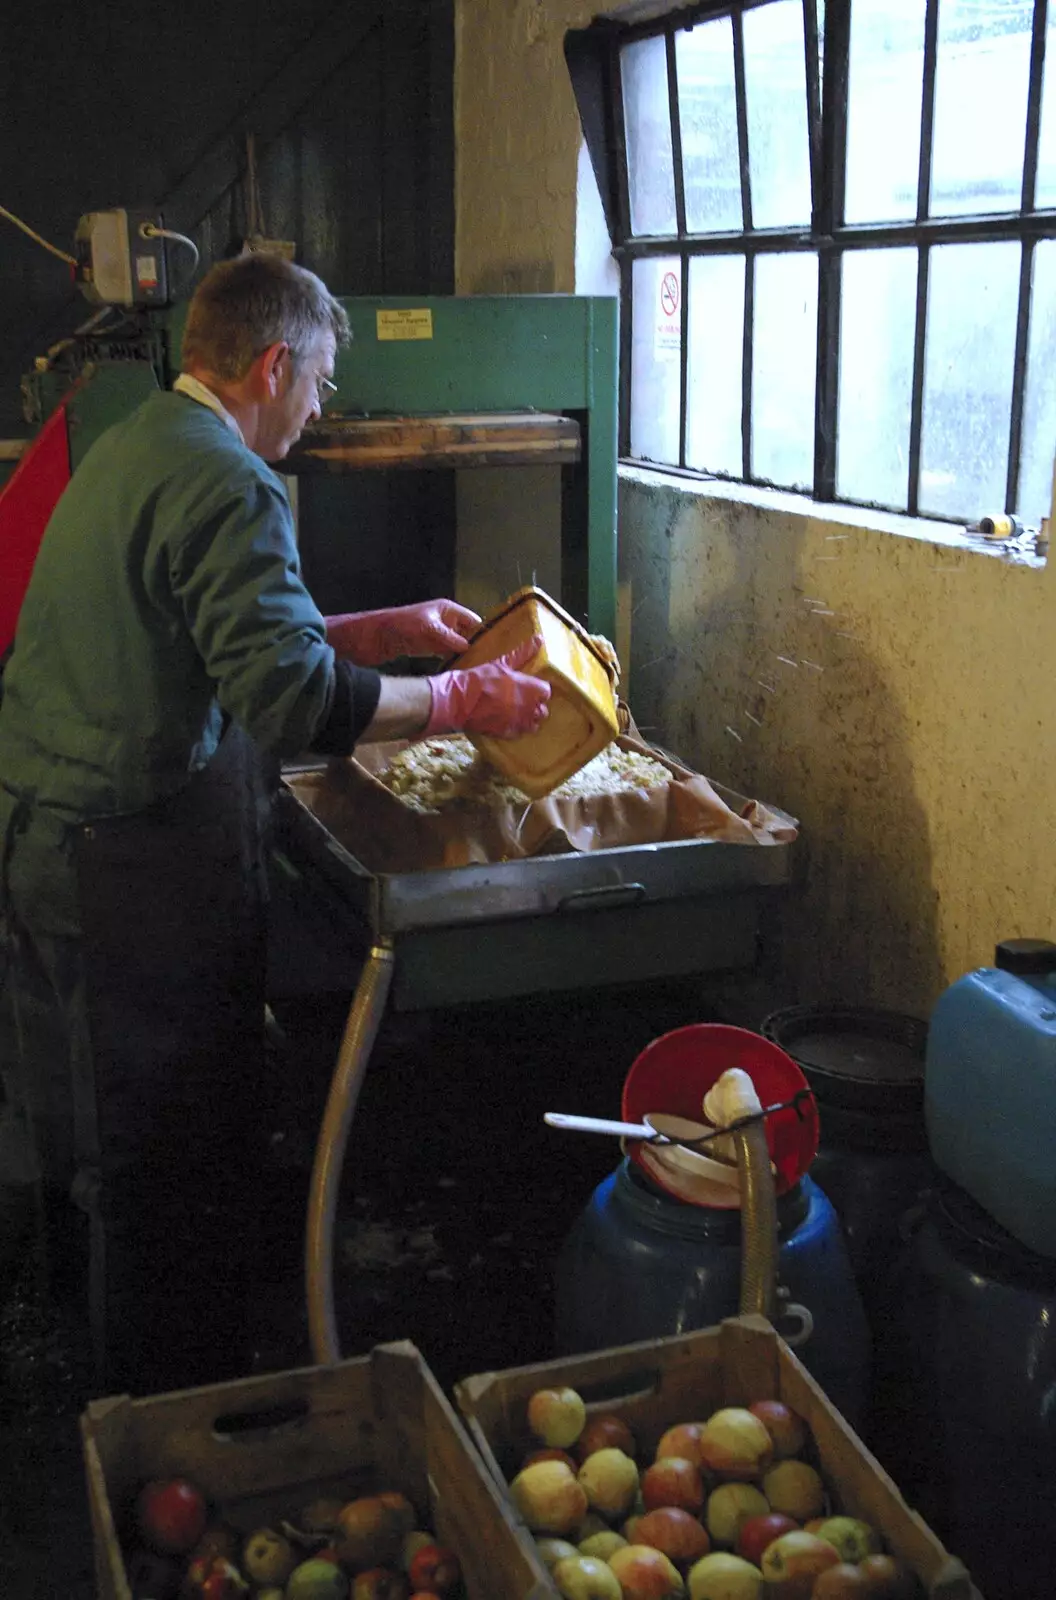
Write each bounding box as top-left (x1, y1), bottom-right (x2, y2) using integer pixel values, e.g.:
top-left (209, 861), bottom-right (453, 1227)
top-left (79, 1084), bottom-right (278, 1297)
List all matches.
top-left (592, 0), bottom-right (1055, 524)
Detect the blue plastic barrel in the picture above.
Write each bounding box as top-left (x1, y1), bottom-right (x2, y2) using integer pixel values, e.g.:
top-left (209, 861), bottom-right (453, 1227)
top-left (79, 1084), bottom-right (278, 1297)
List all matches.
top-left (925, 937), bottom-right (1056, 1258)
top-left (554, 1160), bottom-right (871, 1429)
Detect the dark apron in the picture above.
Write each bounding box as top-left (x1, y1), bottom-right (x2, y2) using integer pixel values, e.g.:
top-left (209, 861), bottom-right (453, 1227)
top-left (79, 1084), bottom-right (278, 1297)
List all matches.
top-left (74, 723), bottom-right (271, 1394)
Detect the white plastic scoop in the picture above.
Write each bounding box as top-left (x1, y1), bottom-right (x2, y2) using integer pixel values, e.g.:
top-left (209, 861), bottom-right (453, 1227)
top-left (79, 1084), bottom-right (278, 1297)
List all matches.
top-left (544, 1109), bottom-right (741, 1189)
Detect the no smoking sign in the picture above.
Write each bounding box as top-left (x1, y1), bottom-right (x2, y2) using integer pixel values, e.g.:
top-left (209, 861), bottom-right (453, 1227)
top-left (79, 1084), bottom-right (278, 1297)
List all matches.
top-left (655, 266), bottom-right (681, 354)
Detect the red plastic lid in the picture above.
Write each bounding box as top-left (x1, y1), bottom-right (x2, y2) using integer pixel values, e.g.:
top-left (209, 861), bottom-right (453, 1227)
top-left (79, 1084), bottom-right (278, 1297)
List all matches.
top-left (621, 1024), bottom-right (819, 1203)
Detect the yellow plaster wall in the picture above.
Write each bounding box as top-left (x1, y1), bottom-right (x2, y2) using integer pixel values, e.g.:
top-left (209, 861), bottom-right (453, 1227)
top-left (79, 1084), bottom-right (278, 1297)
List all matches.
top-left (454, 0), bottom-right (1056, 1014)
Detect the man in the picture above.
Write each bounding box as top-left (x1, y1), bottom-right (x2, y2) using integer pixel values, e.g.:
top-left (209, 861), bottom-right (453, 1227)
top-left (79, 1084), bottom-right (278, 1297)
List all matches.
top-left (0, 254), bottom-right (550, 1394)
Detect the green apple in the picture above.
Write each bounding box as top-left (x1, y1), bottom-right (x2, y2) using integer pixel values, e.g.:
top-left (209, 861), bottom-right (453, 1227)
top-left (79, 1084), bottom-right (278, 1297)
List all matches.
top-left (242, 1528), bottom-right (297, 1588)
top-left (579, 1529), bottom-right (628, 1560)
top-left (286, 1558), bottom-right (350, 1600)
top-left (552, 1554), bottom-right (624, 1600)
top-left (686, 1551), bottom-right (764, 1600)
top-left (814, 1516), bottom-right (882, 1563)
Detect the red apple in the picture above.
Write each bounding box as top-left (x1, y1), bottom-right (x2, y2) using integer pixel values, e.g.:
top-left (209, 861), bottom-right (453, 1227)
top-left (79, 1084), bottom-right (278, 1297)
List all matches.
top-left (633, 1506), bottom-right (710, 1567)
top-left (198, 1558), bottom-right (249, 1600)
top-left (760, 1530), bottom-right (840, 1598)
top-left (135, 1477), bottom-right (208, 1556)
top-left (813, 1565), bottom-right (871, 1599)
top-left (406, 1542), bottom-right (461, 1594)
top-left (858, 1554), bottom-right (920, 1598)
top-left (335, 1496), bottom-right (407, 1570)
top-left (527, 1386), bottom-right (587, 1449)
top-left (747, 1401), bottom-right (807, 1460)
top-left (654, 1423), bottom-right (705, 1467)
top-left (607, 1543), bottom-right (685, 1598)
top-left (524, 1447), bottom-right (580, 1472)
top-left (734, 1512), bottom-right (799, 1567)
top-left (352, 1569), bottom-right (410, 1600)
top-left (640, 1456), bottom-right (705, 1514)
top-left (576, 1413), bottom-right (637, 1462)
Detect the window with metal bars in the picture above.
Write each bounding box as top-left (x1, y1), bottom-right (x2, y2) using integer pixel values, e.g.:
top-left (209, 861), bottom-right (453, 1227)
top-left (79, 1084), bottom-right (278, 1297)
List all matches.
top-left (566, 0), bottom-right (1056, 528)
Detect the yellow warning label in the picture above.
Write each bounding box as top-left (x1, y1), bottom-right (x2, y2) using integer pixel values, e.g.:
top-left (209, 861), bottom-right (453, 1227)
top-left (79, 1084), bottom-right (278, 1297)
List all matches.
top-left (376, 308), bottom-right (433, 341)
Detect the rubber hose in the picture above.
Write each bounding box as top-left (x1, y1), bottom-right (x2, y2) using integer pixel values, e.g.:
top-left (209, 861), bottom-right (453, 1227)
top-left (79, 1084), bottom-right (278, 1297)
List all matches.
top-left (306, 941), bottom-right (395, 1364)
top-left (735, 1121), bottom-right (778, 1320)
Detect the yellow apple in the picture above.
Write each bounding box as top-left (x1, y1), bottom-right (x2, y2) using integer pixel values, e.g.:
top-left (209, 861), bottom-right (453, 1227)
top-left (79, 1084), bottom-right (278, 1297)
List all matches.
top-left (527, 1387), bottom-right (588, 1449)
top-left (536, 1537), bottom-right (580, 1569)
top-left (698, 1411), bottom-right (773, 1481)
top-left (760, 1530), bottom-right (841, 1598)
top-left (552, 1554), bottom-right (625, 1600)
top-left (814, 1516), bottom-right (882, 1563)
top-left (608, 1543), bottom-right (685, 1598)
top-left (579, 1448), bottom-right (640, 1520)
top-left (510, 1460), bottom-right (589, 1534)
top-left (704, 1484), bottom-right (769, 1548)
top-left (580, 1530), bottom-right (628, 1560)
top-left (760, 1462), bottom-right (826, 1522)
top-left (686, 1551), bottom-right (763, 1600)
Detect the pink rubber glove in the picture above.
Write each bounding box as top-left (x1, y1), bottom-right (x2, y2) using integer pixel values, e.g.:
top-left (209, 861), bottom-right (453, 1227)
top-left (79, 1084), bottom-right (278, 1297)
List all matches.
top-left (325, 599), bottom-right (482, 666)
top-left (425, 636), bottom-right (551, 738)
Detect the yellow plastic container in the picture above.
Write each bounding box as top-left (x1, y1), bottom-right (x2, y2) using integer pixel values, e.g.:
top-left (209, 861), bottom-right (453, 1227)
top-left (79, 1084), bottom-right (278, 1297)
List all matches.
top-left (455, 586), bottom-right (622, 798)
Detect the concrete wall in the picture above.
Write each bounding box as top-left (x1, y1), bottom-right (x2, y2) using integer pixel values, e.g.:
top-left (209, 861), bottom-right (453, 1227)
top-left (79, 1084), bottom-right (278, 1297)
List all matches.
top-left (454, 0), bottom-right (1056, 1017)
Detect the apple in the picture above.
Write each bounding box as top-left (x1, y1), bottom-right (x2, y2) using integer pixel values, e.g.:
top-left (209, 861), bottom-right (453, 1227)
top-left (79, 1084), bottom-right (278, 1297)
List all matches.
top-left (187, 1523), bottom-right (240, 1572)
top-left (334, 1497), bottom-right (407, 1570)
top-left (135, 1477), bottom-right (208, 1556)
top-left (551, 1554), bottom-right (625, 1600)
top-left (815, 1516), bottom-right (882, 1563)
top-left (759, 1530), bottom-right (840, 1598)
top-left (857, 1554), bottom-right (919, 1598)
top-left (704, 1484), bottom-right (769, 1549)
top-left (640, 1457), bottom-right (705, 1514)
top-left (199, 1558), bottom-right (249, 1600)
top-left (125, 1547), bottom-right (182, 1600)
top-left (697, 1411), bottom-right (773, 1482)
top-left (527, 1386), bottom-right (587, 1449)
top-left (760, 1462), bottom-right (826, 1522)
top-left (686, 1551), bottom-right (763, 1600)
top-left (747, 1401), bottom-right (807, 1460)
top-left (524, 1447), bottom-right (580, 1473)
top-left (287, 1559), bottom-right (351, 1600)
top-left (351, 1570), bottom-right (409, 1600)
top-left (509, 1459), bottom-right (589, 1534)
top-left (577, 1414), bottom-right (637, 1461)
top-left (406, 1542), bottom-right (461, 1594)
top-left (578, 1513), bottom-right (610, 1539)
top-left (299, 1499), bottom-right (347, 1536)
top-left (401, 1531), bottom-right (436, 1570)
top-left (607, 1543), bottom-right (686, 1598)
top-left (376, 1494), bottom-right (417, 1536)
top-left (242, 1527), bottom-right (297, 1587)
top-left (632, 1507), bottom-right (710, 1567)
top-left (654, 1424), bottom-right (705, 1467)
top-left (580, 1530), bottom-right (629, 1560)
top-left (812, 1564), bottom-right (871, 1598)
top-left (578, 1447), bottom-right (640, 1519)
top-left (536, 1537), bottom-right (581, 1568)
top-left (733, 1512), bottom-right (798, 1566)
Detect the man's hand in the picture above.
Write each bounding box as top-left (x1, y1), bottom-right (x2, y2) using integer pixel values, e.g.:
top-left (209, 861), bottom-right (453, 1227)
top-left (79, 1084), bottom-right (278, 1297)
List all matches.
top-left (425, 636), bottom-right (551, 738)
top-left (326, 599), bottom-right (481, 666)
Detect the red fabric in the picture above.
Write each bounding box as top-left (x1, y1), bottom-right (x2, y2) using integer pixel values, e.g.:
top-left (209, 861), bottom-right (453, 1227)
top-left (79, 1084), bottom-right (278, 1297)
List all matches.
top-left (0, 405), bottom-right (71, 654)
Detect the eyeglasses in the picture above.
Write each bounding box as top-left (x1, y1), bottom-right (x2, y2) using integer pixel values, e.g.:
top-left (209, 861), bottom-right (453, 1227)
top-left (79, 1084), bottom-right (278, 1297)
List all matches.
top-left (316, 375), bottom-right (338, 405)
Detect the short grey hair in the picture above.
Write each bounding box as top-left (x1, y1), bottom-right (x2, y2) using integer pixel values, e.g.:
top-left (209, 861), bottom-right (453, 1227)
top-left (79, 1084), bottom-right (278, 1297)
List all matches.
top-left (181, 254), bottom-right (350, 379)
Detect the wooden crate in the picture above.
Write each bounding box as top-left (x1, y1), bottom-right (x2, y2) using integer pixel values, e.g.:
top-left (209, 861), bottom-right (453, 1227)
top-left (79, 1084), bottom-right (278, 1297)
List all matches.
top-left (81, 1340), bottom-right (554, 1600)
top-left (455, 1315), bottom-right (982, 1600)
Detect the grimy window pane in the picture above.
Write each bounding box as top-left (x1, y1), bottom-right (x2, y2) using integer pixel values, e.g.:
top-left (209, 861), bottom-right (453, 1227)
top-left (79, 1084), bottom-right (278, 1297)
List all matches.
top-left (920, 241), bottom-right (1020, 520)
top-left (1034, 6), bottom-right (1056, 206)
top-left (1018, 240), bottom-right (1056, 526)
top-left (676, 17), bottom-right (742, 233)
top-left (752, 252), bottom-right (818, 490)
top-left (630, 256), bottom-right (682, 465)
top-left (687, 254), bottom-right (745, 475)
top-left (623, 35), bottom-right (677, 236)
top-left (838, 248), bottom-right (917, 509)
top-left (845, 0), bottom-right (926, 225)
top-left (930, 0), bottom-right (1033, 218)
top-left (742, 0), bottom-right (812, 228)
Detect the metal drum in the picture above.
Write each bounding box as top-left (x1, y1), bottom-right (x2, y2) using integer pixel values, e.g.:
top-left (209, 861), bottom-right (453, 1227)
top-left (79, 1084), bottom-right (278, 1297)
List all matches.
top-left (554, 1160), bottom-right (872, 1430)
top-left (884, 1183), bottom-right (1056, 1600)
